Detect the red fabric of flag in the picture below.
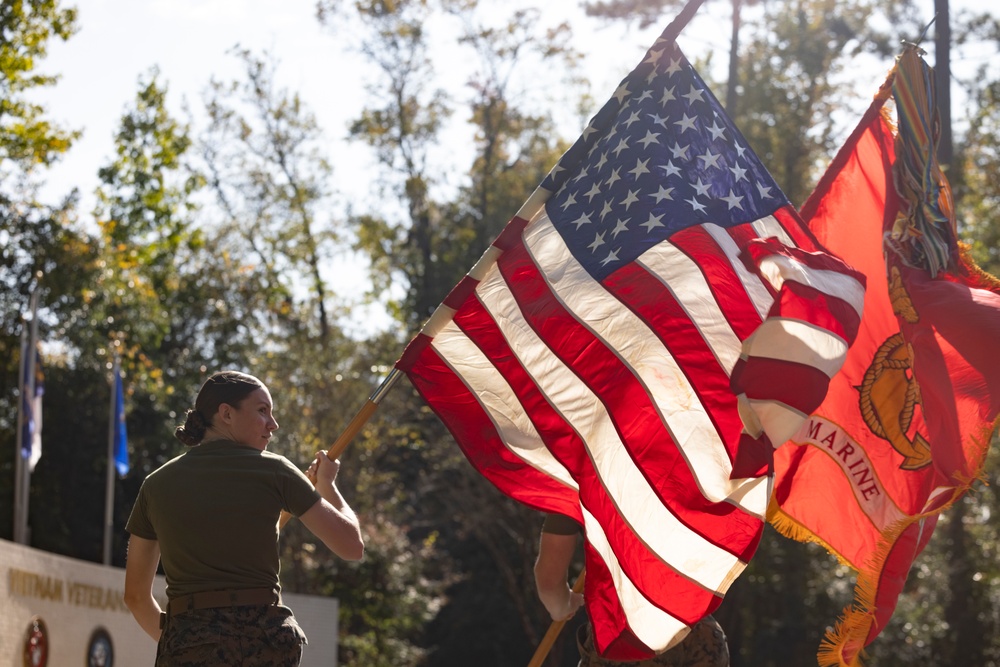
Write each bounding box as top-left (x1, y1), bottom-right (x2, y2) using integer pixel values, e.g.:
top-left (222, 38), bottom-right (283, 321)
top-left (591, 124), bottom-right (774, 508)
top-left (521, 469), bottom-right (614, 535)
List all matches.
top-left (771, 65), bottom-right (1000, 666)
top-left (398, 31), bottom-right (863, 659)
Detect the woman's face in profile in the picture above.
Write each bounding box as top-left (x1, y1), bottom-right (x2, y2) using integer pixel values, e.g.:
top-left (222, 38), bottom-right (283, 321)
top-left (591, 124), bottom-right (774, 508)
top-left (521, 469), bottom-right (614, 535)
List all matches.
top-left (225, 387), bottom-right (279, 449)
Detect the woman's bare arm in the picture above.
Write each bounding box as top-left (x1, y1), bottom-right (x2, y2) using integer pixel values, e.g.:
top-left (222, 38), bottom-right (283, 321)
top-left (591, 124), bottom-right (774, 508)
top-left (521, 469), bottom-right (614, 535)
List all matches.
top-left (123, 534), bottom-right (163, 641)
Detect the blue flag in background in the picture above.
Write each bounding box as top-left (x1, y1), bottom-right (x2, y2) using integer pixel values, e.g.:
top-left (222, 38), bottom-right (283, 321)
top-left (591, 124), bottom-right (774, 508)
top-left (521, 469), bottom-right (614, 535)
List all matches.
top-left (21, 345), bottom-right (44, 471)
top-left (113, 369), bottom-right (129, 476)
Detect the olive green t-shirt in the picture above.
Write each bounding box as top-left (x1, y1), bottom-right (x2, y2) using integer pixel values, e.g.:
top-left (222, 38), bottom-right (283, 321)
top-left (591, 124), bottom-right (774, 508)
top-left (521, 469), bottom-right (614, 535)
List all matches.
top-left (542, 512), bottom-right (582, 535)
top-left (126, 440), bottom-right (321, 599)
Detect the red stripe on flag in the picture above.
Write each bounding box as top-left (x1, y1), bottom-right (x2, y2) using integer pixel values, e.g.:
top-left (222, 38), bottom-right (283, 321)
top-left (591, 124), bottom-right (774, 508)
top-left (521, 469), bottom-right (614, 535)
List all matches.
top-left (777, 281), bottom-right (862, 345)
top-left (669, 225), bottom-right (765, 341)
top-left (396, 332), bottom-right (432, 372)
top-left (774, 206), bottom-right (822, 252)
top-left (442, 275), bottom-right (481, 311)
top-left (453, 295), bottom-right (746, 620)
top-left (583, 541), bottom-right (655, 661)
top-left (451, 297), bottom-right (597, 478)
top-left (493, 216), bottom-right (530, 251)
top-left (582, 538), bottom-right (726, 660)
top-left (733, 356), bottom-right (832, 415)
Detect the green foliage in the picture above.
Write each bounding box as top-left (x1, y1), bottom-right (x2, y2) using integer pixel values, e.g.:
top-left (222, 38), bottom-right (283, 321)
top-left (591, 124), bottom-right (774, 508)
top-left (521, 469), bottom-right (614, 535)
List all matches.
top-left (200, 47), bottom-right (341, 343)
top-left (88, 70), bottom-right (205, 377)
top-left (0, 196), bottom-right (97, 539)
top-left (323, 0), bottom-right (451, 324)
top-left (0, 0), bottom-right (80, 178)
top-left (329, 516), bottom-right (442, 667)
top-left (735, 0), bottom-right (922, 204)
top-left (956, 72), bottom-right (1000, 275)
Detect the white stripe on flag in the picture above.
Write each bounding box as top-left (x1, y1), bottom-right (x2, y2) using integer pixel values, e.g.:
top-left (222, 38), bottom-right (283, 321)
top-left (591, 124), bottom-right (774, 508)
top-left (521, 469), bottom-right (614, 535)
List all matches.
top-left (524, 213), bottom-right (770, 509)
top-left (757, 254), bottom-right (866, 319)
top-left (746, 319), bottom-right (851, 377)
top-left (751, 215), bottom-right (795, 246)
top-left (636, 240), bottom-right (744, 374)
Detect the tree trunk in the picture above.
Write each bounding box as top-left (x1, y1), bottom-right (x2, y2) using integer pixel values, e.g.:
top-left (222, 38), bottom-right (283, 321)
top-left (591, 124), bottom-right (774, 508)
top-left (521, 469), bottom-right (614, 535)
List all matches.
top-left (726, 0), bottom-right (743, 115)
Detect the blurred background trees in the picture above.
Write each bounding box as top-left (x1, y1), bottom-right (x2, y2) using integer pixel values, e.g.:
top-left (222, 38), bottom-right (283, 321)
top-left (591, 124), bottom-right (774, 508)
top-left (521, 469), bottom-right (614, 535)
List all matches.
top-left (1, 0), bottom-right (999, 665)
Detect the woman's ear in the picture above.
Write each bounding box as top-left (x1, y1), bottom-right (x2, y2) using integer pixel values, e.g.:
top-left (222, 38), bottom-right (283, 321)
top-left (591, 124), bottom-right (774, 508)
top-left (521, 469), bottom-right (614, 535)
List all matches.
top-left (217, 403), bottom-right (233, 424)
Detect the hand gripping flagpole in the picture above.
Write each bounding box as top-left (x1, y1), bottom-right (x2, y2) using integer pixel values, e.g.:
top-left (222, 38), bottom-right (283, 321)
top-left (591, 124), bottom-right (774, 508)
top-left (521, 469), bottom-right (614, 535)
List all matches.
top-left (278, 367), bottom-right (403, 529)
top-left (527, 570), bottom-right (586, 667)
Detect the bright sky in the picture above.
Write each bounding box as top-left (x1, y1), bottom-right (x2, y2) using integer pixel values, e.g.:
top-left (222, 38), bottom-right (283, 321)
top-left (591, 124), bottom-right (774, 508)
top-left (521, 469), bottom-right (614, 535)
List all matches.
top-left (33, 0), bottom-right (678, 213)
top-left (35, 0), bottom-right (995, 213)
top-left (30, 0), bottom-right (995, 332)
top-left (35, 0), bottom-right (371, 212)
top-left (29, 0), bottom-right (686, 333)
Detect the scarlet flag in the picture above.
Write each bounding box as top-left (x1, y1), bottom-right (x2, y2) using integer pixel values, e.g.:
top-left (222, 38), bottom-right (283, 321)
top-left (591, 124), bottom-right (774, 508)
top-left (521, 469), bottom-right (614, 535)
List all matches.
top-left (770, 48), bottom-right (1000, 666)
top-left (394, 17), bottom-right (865, 659)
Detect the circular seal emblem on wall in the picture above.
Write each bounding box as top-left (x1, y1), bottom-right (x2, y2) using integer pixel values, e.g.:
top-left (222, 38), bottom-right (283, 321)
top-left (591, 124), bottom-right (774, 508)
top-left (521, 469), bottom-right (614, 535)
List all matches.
top-left (22, 616), bottom-right (48, 667)
top-left (87, 627), bottom-right (114, 667)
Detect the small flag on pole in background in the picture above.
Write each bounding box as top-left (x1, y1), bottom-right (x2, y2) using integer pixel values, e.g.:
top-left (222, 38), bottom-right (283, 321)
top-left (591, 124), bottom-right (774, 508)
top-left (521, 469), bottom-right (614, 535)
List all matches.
top-left (113, 364), bottom-right (129, 477)
top-left (21, 344), bottom-right (44, 472)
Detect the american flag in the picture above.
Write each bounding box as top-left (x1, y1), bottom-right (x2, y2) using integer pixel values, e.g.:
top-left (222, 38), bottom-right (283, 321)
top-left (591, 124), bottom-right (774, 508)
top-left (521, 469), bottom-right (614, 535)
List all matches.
top-left (397, 33), bottom-right (864, 659)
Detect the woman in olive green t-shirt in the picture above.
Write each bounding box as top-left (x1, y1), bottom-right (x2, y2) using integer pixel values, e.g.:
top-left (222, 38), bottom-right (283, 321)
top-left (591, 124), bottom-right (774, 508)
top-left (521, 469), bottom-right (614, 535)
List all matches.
top-left (124, 370), bottom-right (365, 666)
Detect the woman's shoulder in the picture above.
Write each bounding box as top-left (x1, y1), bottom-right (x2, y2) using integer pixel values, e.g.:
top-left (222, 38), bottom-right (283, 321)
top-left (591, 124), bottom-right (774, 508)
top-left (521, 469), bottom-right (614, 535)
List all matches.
top-left (255, 448), bottom-right (302, 473)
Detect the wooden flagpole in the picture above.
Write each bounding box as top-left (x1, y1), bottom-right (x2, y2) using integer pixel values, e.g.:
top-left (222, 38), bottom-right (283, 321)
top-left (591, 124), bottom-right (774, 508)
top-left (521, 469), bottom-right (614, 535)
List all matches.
top-left (325, 368), bottom-right (403, 460)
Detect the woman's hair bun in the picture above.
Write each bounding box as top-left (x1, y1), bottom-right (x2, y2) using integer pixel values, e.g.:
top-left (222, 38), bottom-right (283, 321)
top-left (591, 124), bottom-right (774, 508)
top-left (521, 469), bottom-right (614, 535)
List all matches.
top-left (174, 409), bottom-right (208, 446)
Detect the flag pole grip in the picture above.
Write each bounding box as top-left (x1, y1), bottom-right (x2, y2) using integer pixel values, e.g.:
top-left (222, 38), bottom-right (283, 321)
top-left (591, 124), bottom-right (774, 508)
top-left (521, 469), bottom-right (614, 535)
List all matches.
top-left (279, 369), bottom-right (403, 529)
top-left (527, 569), bottom-right (586, 667)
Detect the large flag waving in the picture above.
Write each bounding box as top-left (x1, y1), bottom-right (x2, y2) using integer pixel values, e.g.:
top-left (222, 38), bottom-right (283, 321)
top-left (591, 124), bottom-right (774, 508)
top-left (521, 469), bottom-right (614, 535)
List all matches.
top-left (770, 47), bottom-right (1000, 667)
top-left (396, 15), bottom-right (864, 660)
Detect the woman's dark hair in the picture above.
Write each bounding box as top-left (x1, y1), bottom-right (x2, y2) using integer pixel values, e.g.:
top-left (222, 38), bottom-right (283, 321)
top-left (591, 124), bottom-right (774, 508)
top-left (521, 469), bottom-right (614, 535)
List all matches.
top-left (174, 371), bottom-right (264, 446)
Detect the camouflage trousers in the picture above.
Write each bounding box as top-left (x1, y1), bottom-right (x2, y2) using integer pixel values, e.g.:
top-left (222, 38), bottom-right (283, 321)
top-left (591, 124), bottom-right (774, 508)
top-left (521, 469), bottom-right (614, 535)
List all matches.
top-left (156, 604), bottom-right (307, 667)
top-left (577, 616), bottom-right (729, 667)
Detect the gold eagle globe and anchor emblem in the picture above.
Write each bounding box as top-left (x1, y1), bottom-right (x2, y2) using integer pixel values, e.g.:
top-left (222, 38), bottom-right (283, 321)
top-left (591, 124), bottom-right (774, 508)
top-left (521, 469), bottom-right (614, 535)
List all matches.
top-left (857, 269), bottom-right (931, 470)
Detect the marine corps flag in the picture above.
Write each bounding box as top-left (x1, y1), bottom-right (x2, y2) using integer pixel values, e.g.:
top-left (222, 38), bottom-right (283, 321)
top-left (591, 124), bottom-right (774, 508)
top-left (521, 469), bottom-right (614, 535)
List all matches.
top-left (770, 47), bottom-right (1000, 666)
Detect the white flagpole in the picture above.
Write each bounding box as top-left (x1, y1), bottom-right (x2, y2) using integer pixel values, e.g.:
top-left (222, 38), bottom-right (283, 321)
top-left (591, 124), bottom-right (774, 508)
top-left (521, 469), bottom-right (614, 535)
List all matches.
top-left (102, 349), bottom-right (120, 565)
top-left (13, 279), bottom-right (41, 545)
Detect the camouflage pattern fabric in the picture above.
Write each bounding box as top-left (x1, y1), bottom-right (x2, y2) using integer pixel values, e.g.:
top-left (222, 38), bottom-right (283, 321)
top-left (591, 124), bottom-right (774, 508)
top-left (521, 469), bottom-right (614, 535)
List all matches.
top-left (156, 604), bottom-right (307, 667)
top-left (577, 616), bottom-right (729, 667)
